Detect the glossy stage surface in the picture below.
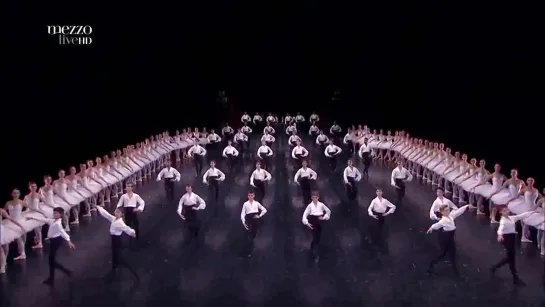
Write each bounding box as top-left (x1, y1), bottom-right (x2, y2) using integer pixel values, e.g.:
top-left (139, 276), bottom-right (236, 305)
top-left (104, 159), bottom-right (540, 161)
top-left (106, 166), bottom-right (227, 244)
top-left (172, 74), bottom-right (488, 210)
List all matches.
top-left (1, 135), bottom-right (543, 307)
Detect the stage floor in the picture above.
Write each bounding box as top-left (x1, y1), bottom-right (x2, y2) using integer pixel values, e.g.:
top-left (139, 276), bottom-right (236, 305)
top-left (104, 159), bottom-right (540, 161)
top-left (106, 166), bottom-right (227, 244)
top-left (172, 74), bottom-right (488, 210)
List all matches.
top-left (1, 135), bottom-right (543, 307)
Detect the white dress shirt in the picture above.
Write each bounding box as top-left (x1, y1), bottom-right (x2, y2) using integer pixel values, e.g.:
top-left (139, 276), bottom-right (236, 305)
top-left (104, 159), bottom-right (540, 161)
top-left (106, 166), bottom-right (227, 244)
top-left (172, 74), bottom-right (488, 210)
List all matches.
top-left (97, 206), bottom-right (136, 236)
top-left (32, 217), bottom-right (71, 241)
top-left (291, 146), bottom-right (309, 159)
top-left (240, 200), bottom-right (267, 224)
top-left (203, 167), bottom-right (226, 183)
top-left (429, 197), bottom-right (458, 220)
top-left (241, 114), bottom-right (251, 122)
top-left (241, 126), bottom-right (252, 134)
top-left (234, 132), bottom-right (248, 142)
top-left (310, 114), bottom-right (318, 121)
top-left (261, 134), bottom-right (275, 143)
top-left (257, 145), bottom-right (273, 157)
top-left (324, 145), bottom-right (341, 157)
top-left (358, 143), bottom-right (371, 157)
top-left (308, 125), bottom-right (319, 135)
top-left (286, 126), bottom-right (297, 135)
top-left (329, 125), bottom-right (341, 134)
top-left (368, 197), bottom-right (396, 216)
top-left (221, 126), bottom-right (234, 135)
top-left (188, 145), bottom-right (207, 157)
top-left (263, 127), bottom-right (275, 135)
top-left (294, 167), bottom-right (317, 182)
top-left (253, 115), bottom-right (262, 122)
top-left (250, 169), bottom-right (272, 185)
top-left (343, 166), bottom-right (362, 183)
top-left (295, 115), bottom-right (305, 122)
top-left (266, 116), bottom-right (276, 122)
top-left (302, 201), bottom-right (331, 225)
top-left (207, 133), bottom-right (222, 143)
top-left (430, 205), bottom-right (469, 231)
top-left (391, 167), bottom-right (413, 186)
top-left (116, 193), bottom-right (145, 211)
top-left (497, 212), bottom-right (534, 235)
top-left (316, 134), bottom-right (329, 144)
top-left (223, 145), bottom-right (239, 157)
top-left (177, 192), bottom-right (206, 216)
top-left (156, 167), bottom-right (181, 181)
top-left (288, 135), bottom-right (301, 144)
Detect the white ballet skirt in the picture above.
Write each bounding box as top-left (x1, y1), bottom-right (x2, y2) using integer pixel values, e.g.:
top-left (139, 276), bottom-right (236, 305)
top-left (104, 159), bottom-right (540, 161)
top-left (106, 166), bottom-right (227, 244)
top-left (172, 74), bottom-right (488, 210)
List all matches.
top-left (357, 138), bottom-right (544, 229)
top-left (1, 139), bottom-right (194, 246)
top-left (1, 203), bottom-right (25, 245)
top-left (97, 166), bottom-right (121, 185)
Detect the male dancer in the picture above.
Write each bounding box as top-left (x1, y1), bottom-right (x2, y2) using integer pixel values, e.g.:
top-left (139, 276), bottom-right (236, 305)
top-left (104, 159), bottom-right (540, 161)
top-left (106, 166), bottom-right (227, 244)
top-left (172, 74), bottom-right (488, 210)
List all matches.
top-left (156, 160), bottom-right (181, 201)
top-left (202, 160), bottom-right (226, 201)
top-left (27, 207), bottom-right (75, 285)
top-left (116, 183), bottom-right (145, 239)
top-left (391, 160), bottom-right (413, 206)
top-left (367, 188), bottom-right (396, 227)
top-left (358, 137), bottom-right (371, 179)
top-left (294, 160), bottom-right (318, 205)
top-left (97, 205), bottom-right (139, 282)
top-left (302, 191), bottom-right (331, 261)
top-left (188, 140), bottom-right (207, 176)
top-left (241, 191), bottom-right (267, 258)
top-left (324, 139), bottom-right (342, 171)
top-left (343, 159), bottom-right (362, 202)
top-left (177, 184), bottom-right (206, 247)
top-left (222, 140), bottom-right (240, 171)
top-left (250, 161), bottom-right (272, 202)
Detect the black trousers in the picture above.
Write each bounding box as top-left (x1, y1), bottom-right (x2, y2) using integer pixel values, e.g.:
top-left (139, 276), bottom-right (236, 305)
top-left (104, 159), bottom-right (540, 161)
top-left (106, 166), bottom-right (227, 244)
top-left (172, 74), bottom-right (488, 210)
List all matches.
top-left (182, 209), bottom-right (200, 246)
top-left (492, 233), bottom-right (517, 276)
top-left (226, 154), bottom-right (236, 171)
top-left (163, 178), bottom-right (175, 201)
top-left (124, 207), bottom-right (140, 239)
top-left (299, 177), bottom-right (312, 205)
top-left (110, 235), bottom-right (138, 278)
top-left (194, 155), bottom-right (203, 175)
top-left (361, 152), bottom-right (371, 175)
top-left (347, 140), bottom-right (355, 153)
top-left (308, 215), bottom-right (323, 256)
top-left (258, 155), bottom-right (270, 170)
top-left (327, 155), bottom-right (337, 171)
top-left (208, 177), bottom-right (220, 200)
top-left (237, 141), bottom-right (246, 156)
top-left (345, 177), bottom-right (358, 201)
top-left (293, 154), bottom-right (303, 169)
top-left (429, 229), bottom-right (457, 271)
top-left (253, 179), bottom-right (266, 202)
top-left (372, 210), bottom-right (385, 227)
top-left (48, 237), bottom-right (71, 280)
top-left (310, 132), bottom-right (318, 146)
top-left (245, 213), bottom-right (259, 255)
top-left (394, 178), bottom-right (406, 206)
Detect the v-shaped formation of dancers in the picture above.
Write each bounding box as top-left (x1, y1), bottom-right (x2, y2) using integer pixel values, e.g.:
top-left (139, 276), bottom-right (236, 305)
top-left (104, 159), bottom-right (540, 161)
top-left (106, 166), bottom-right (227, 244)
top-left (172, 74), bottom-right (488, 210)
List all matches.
top-left (1, 111), bottom-right (542, 289)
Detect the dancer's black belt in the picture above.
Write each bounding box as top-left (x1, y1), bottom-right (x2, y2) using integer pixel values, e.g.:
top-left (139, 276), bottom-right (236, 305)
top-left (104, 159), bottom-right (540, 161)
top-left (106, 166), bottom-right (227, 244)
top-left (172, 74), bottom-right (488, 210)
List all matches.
top-left (295, 153), bottom-right (303, 159)
top-left (291, 140), bottom-right (297, 146)
top-left (307, 215), bottom-right (322, 225)
top-left (164, 177), bottom-right (175, 182)
top-left (208, 175), bottom-right (219, 181)
top-left (328, 151), bottom-right (337, 156)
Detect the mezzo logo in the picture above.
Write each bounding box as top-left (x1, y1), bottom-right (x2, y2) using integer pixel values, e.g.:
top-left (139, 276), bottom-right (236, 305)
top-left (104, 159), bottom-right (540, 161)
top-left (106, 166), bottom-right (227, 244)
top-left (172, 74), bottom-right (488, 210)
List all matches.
top-left (47, 25), bottom-right (93, 45)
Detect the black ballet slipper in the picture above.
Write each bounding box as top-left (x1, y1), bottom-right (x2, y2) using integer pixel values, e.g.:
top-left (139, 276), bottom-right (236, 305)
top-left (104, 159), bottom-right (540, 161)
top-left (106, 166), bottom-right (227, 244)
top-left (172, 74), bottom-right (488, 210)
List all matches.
top-left (513, 276), bottom-right (526, 286)
top-left (42, 278), bottom-right (54, 286)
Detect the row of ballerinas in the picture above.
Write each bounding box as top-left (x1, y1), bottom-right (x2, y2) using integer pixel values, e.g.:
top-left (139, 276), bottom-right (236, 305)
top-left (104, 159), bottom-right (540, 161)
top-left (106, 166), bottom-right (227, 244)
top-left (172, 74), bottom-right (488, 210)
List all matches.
top-left (0, 132), bottom-right (198, 274)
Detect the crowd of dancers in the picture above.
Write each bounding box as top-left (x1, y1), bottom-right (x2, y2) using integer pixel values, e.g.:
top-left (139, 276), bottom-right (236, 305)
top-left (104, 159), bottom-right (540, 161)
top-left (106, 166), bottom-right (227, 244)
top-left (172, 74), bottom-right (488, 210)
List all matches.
top-left (1, 111), bottom-right (543, 289)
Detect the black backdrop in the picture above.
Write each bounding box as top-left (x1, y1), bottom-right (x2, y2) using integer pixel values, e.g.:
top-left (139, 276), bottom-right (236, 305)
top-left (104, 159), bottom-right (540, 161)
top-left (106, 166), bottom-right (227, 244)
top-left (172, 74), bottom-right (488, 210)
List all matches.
top-left (3, 3), bottom-right (543, 199)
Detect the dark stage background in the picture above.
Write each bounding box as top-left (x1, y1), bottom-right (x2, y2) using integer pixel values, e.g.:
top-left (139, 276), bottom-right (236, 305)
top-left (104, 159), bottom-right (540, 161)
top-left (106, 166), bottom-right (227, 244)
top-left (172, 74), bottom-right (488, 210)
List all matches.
top-left (3, 3), bottom-right (543, 199)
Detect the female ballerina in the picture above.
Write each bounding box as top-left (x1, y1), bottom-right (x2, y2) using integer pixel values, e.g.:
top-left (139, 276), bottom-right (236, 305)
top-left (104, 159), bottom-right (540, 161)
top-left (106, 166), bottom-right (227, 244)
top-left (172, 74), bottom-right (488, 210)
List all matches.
top-left (23, 183), bottom-right (51, 249)
top-left (96, 205), bottom-right (139, 282)
top-left (302, 191), bottom-right (331, 261)
top-left (0, 207), bottom-right (27, 273)
top-left (426, 204), bottom-right (470, 275)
